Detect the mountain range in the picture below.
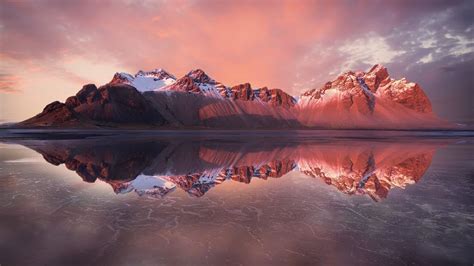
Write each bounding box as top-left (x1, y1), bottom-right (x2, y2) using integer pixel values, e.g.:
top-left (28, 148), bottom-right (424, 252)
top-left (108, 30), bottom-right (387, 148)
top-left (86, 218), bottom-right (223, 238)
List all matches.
top-left (18, 64), bottom-right (450, 129)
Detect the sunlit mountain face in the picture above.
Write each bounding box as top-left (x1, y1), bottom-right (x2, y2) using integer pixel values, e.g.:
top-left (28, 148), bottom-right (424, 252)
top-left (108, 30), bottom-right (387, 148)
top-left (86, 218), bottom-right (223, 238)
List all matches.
top-left (5, 133), bottom-right (442, 201)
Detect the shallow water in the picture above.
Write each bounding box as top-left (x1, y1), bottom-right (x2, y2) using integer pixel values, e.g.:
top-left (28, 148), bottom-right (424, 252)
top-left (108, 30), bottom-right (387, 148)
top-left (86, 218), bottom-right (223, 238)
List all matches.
top-left (0, 131), bottom-right (473, 265)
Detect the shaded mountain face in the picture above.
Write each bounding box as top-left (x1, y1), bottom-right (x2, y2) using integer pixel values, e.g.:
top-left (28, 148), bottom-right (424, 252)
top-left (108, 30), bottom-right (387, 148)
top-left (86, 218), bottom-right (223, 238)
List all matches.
top-left (19, 83), bottom-right (167, 127)
top-left (9, 136), bottom-right (441, 201)
top-left (18, 64), bottom-right (449, 129)
top-left (144, 91), bottom-right (300, 128)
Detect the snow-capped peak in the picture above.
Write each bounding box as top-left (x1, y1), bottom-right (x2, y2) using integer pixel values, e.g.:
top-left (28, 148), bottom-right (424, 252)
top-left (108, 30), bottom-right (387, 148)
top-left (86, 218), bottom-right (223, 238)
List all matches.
top-left (112, 72), bottom-right (134, 83)
top-left (136, 68), bottom-right (177, 80)
top-left (186, 69), bottom-right (216, 84)
top-left (160, 68), bottom-right (225, 98)
top-left (110, 68), bottom-right (177, 92)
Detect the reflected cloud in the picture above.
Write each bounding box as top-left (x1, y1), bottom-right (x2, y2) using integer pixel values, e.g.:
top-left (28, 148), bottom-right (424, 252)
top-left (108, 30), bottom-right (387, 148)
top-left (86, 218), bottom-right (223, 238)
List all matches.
top-left (6, 135), bottom-right (442, 201)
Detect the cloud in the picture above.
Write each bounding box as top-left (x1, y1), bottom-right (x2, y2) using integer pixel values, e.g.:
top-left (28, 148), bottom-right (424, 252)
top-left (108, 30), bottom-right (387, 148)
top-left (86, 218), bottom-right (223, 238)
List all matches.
top-left (0, 74), bottom-right (21, 93)
top-left (1, 0), bottom-right (467, 86)
top-left (444, 32), bottom-right (474, 56)
top-left (418, 53), bottom-right (434, 64)
top-left (293, 32), bottom-right (407, 94)
top-left (337, 34), bottom-right (406, 72)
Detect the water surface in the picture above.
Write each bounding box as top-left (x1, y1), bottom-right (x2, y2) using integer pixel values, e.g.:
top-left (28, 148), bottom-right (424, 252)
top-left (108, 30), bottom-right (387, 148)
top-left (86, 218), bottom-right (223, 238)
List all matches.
top-left (0, 131), bottom-right (473, 265)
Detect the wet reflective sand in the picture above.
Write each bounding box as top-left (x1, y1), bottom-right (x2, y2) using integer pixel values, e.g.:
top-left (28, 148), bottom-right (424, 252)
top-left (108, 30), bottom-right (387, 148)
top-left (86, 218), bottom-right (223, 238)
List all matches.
top-left (0, 131), bottom-right (473, 265)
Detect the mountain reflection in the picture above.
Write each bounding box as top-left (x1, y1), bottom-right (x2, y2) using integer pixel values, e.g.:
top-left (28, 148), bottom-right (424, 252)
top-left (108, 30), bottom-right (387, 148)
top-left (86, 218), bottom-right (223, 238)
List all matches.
top-left (12, 136), bottom-right (439, 201)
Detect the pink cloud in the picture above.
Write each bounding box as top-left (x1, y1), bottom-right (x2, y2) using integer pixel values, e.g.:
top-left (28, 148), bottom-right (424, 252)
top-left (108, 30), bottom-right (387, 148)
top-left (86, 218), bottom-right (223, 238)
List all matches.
top-left (0, 74), bottom-right (21, 93)
top-left (0, 0), bottom-right (426, 89)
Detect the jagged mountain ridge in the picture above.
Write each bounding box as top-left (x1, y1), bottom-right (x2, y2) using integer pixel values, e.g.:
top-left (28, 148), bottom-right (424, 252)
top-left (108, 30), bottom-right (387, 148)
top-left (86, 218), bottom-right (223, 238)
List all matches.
top-left (20, 83), bottom-right (167, 127)
top-left (111, 68), bottom-right (297, 107)
top-left (17, 64), bottom-right (449, 129)
top-left (297, 64), bottom-right (439, 128)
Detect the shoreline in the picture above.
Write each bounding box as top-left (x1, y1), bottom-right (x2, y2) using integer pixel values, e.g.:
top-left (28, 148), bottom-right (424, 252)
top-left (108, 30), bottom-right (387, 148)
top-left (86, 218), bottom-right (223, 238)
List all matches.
top-left (1, 127), bottom-right (473, 141)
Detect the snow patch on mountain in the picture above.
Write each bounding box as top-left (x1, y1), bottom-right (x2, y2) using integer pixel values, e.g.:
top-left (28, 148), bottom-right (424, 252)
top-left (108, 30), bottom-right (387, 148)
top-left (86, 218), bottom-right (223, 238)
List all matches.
top-left (197, 168), bottom-right (227, 184)
top-left (187, 69), bottom-right (225, 98)
top-left (196, 82), bottom-right (226, 98)
top-left (115, 174), bottom-right (176, 197)
top-left (111, 69), bottom-right (176, 92)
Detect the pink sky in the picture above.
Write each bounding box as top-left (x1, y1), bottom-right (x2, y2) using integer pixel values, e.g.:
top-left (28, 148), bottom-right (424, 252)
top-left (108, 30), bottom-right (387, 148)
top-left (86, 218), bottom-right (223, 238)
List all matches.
top-left (0, 0), bottom-right (473, 123)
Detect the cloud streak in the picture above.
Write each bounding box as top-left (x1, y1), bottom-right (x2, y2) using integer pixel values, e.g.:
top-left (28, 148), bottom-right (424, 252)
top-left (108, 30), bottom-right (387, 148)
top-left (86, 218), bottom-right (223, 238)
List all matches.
top-left (0, 74), bottom-right (21, 93)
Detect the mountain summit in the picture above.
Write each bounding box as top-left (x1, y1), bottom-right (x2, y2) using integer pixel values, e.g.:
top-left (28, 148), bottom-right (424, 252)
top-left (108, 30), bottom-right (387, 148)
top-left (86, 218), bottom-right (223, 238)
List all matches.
top-left (186, 69), bottom-right (216, 84)
top-left (17, 64), bottom-right (450, 129)
top-left (110, 69), bottom-right (176, 92)
top-left (297, 64), bottom-right (438, 128)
